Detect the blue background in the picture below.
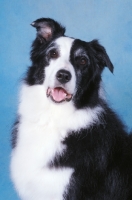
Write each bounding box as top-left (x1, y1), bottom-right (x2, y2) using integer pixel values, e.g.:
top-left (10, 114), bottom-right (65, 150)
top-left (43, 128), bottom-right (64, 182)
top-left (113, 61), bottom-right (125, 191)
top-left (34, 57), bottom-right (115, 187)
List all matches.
top-left (0, 0), bottom-right (132, 199)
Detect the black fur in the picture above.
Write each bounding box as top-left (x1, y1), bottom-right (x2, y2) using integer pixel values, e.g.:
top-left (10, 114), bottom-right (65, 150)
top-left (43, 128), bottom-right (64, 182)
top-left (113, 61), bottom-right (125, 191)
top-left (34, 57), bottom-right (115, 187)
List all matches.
top-left (51, 105), bottom-right (132, 199)
top-left (25, 18), bottom-right (65, 85)
top-left (11, 118), bottom-right (19, 148)
top-left (70, 39), bottom-right (113, 109)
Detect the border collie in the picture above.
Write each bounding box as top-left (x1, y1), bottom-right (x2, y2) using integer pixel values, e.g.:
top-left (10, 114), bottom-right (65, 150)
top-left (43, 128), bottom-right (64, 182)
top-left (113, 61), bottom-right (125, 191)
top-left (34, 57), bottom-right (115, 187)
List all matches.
top-left (11, 18), bottom-right (132, 200)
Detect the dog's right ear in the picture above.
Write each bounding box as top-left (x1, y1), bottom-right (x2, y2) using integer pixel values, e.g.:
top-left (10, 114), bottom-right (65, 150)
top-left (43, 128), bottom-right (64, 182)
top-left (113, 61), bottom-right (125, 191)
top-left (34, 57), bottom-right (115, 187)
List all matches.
top-left (31, 18), bottom-right (65, 43)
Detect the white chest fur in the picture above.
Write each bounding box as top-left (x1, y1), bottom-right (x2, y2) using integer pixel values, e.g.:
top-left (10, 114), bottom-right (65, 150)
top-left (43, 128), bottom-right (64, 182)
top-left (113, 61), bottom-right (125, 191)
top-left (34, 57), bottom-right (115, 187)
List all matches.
top-left (11, 123), bottom-right (73, 200)
top-left (10, 84), bottom-right (103, 200)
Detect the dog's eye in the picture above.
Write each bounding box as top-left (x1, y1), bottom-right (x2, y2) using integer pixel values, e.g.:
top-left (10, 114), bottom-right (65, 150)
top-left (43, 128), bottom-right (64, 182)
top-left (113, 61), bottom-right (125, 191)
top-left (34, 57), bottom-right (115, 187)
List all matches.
top-left (49, 50), bottom-right (59, 59)
top-left (79, 57), bottom-right (87, 66)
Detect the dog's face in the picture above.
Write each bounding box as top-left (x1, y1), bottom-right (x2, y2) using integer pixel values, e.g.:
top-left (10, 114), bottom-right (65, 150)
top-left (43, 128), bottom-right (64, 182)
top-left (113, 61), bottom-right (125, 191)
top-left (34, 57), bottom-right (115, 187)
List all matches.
top-left (26, 18), bottom-right (113, 109)
top-left (44, 37), bottom-right (76, 104)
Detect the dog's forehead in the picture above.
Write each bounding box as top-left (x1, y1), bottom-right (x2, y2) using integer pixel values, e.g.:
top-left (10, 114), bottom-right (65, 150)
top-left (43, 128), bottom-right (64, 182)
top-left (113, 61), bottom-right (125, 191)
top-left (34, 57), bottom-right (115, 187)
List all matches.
top-left (53, 36), bottom-right (74, 56)
top-left (55, 36), bottom-right (74, 48)
top-left (54, 37), bottom-right (88, 56)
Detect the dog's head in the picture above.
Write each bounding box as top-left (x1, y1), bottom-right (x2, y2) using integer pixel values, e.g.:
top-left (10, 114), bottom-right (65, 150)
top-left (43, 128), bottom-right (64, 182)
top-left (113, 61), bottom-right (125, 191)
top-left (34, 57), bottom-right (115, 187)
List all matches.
top-left (26, 18), bottom-right (113, 109)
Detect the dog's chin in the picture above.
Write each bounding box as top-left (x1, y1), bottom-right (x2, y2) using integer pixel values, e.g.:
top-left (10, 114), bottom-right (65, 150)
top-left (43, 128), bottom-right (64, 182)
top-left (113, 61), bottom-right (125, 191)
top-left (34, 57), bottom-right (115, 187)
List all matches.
top-left (46, 87), bottom-right (72, 103)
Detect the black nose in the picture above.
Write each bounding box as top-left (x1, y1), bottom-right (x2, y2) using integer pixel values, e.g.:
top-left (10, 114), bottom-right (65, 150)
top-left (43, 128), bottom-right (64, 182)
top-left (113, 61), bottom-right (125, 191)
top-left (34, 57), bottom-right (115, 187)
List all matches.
top-left (56, 69), bottom-right (72, 84)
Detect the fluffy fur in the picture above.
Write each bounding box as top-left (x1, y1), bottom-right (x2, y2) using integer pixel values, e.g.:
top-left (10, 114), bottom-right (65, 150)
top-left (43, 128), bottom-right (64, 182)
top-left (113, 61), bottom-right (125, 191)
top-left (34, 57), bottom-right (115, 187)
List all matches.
top-left (11, 18), bottom-right (132, 200)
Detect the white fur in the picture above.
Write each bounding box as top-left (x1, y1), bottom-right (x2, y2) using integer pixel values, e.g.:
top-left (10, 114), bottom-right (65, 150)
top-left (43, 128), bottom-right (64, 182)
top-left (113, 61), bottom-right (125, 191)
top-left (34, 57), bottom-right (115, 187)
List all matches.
top-left (11, 36), bottom-right (104, 200)
top-left (44, 37), bottom-right (76, 95)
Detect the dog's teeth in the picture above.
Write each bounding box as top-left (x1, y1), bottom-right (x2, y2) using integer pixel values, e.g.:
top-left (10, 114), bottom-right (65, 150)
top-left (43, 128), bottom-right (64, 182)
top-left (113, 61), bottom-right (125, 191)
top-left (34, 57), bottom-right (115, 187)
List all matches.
top-left (65, 94), bottom-right (72, 102)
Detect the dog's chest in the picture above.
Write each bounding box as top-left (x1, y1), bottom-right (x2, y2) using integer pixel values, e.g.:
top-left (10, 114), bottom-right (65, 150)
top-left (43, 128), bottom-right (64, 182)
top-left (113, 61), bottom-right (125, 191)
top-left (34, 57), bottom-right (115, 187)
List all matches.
top-left (11, 84), bottom-right (103, 199)
top-left (19, 117), bottom-right (67, 166)
top-left (11, 110), bottom-right (73, 200)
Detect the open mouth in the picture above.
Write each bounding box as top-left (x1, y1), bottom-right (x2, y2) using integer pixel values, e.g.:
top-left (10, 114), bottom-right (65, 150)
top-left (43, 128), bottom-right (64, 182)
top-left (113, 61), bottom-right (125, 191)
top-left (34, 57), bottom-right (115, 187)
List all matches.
top-left (46, 87), bottom-right (72, 103)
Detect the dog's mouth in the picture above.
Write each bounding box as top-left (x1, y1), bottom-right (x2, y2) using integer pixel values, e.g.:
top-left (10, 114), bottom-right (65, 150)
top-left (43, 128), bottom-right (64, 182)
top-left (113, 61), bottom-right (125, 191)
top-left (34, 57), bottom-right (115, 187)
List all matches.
top-left (46, 87), bottom-right (72, 103)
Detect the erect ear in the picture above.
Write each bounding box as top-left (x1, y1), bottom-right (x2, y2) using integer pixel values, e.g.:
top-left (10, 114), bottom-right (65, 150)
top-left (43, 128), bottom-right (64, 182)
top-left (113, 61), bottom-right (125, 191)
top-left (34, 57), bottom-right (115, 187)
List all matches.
top-left (31, 18), bottom-right (65, 43)
top-left (89, 40), bottom-right (114, 73)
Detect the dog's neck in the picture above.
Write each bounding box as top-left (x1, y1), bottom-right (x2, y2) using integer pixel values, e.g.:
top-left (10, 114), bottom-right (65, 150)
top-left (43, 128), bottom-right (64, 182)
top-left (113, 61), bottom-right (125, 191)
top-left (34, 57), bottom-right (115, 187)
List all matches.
top-left (18, 83), bottom-right (104, 133)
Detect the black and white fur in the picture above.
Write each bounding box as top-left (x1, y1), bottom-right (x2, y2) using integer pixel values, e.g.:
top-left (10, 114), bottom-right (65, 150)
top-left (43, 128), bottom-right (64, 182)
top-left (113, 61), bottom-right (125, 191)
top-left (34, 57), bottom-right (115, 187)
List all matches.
top-left (11, 18), bottom-right (132, 200)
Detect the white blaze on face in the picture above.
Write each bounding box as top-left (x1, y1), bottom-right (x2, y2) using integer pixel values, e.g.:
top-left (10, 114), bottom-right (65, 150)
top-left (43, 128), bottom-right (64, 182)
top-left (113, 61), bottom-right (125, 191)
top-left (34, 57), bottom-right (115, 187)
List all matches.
top-left (44, 36), bottom-right (76, 101)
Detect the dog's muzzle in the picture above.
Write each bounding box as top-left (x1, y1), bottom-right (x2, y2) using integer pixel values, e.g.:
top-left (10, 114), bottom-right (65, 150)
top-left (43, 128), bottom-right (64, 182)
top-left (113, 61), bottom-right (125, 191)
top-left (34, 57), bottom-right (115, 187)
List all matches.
top-left (46, 69), bottom-right (72, 103)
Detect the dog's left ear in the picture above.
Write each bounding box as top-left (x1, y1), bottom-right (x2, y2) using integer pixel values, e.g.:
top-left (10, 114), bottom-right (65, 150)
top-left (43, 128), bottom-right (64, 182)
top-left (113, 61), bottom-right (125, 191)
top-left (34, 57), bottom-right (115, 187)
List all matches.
top-left (31, 18), bottom-right (65, 43)
top-left (89, 40), bottom-right (114, 73)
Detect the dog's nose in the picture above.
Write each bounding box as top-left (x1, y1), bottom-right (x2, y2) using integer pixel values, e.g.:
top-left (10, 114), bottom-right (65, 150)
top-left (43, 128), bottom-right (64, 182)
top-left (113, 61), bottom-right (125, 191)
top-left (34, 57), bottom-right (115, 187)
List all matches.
top-left (56, 69), bottom-right (72, 84)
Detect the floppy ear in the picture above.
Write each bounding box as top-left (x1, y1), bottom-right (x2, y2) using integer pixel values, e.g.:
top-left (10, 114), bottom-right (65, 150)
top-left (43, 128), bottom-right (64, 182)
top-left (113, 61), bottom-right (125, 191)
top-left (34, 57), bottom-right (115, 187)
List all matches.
top-left (31, 18), bottom-right (65, 43)
top-left (89, 40), bottom-right (114, 73)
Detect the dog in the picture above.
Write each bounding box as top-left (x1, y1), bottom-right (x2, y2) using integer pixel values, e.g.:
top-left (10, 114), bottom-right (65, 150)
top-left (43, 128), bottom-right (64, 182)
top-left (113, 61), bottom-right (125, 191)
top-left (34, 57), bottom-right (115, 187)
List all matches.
top-left (10, 18), bottom-right (132, 200)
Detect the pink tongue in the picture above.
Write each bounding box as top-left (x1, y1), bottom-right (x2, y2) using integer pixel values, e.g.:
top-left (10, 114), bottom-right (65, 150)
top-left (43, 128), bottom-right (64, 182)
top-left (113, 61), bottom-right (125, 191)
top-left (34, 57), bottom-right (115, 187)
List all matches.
top-left (51, 88), bottom-right (67, 102)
